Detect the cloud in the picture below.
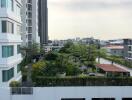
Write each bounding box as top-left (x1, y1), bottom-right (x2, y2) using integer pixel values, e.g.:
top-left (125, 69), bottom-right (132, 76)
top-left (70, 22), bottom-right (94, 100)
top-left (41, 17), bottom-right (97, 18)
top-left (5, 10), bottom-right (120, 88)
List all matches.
top-left (49, 0), bottom-right (132, 12)
top-left (48, 0), bottom-right (132, 40)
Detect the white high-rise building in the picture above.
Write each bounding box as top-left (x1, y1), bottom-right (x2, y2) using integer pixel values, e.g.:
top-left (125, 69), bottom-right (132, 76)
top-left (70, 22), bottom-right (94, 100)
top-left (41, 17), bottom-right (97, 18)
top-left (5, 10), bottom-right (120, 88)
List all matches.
top-left (22, 0), bottom-right (40, 46)
top-left (0, 0), bottom-right (22, 87)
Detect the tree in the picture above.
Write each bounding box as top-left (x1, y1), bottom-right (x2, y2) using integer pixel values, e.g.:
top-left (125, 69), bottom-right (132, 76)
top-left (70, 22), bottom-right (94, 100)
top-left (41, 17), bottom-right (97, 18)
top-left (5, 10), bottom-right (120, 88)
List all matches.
top-left (32, 61), bottom-right (46, 81)
top-left (20, 43), bottom-right (40, 66)
top-left (45, 52), bottom-right (59, 61)
top-left (97, 48), bottom-right (107, 63)
top-left (59, 41), bottom-right (73, 53)
top-left (66, 62), bottom-right (81, 76)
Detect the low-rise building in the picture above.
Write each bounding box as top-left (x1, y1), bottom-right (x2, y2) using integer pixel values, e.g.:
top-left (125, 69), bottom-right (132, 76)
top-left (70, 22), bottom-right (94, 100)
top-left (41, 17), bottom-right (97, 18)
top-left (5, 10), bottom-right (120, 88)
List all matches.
top-left (123, 39), bottom-right (132, 61)
top-left (102, 45), bottom-right (124, 57)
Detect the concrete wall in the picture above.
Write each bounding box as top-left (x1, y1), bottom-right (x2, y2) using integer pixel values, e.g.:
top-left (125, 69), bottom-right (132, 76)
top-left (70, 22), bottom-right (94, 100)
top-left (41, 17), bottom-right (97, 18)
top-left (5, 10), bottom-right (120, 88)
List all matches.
top-left (0, 87), bottom-right (132, 100)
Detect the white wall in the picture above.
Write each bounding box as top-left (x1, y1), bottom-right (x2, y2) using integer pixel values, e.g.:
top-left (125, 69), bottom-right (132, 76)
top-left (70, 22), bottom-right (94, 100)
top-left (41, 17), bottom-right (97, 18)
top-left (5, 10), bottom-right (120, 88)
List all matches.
top-left (0, 87), bottom-right (132, 100)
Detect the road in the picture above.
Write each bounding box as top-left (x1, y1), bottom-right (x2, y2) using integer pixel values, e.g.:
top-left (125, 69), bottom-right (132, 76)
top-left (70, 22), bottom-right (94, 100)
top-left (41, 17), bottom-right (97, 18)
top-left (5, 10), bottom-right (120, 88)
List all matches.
top-left (96, 58), bottom-right (132, 76)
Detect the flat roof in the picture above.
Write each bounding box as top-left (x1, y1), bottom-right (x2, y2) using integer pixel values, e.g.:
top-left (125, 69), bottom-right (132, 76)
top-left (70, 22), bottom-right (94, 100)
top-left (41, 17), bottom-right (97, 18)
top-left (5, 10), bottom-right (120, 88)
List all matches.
top-left (96, 64), bottom-right (129, 73)
top-left (105, 45), bottom-right (124, 49)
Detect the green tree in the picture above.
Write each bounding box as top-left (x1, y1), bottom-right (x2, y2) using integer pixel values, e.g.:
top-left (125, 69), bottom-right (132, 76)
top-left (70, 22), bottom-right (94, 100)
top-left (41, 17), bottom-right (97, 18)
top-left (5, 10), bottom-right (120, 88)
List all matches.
top-left (32, 61), bottom-right (46, 81)
top-left (59, 41), bottom-right (73, 53)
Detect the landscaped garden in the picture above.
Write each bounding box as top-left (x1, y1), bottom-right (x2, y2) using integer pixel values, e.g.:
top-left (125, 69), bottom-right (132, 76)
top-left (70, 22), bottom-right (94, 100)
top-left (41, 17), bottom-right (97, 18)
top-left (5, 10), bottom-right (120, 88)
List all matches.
top-left (17, 42), bottom-right (132, 87)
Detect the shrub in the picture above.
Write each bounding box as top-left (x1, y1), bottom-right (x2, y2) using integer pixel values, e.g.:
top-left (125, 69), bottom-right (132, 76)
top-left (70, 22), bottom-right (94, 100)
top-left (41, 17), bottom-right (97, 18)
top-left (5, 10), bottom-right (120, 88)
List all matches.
top-left (10, 81), bottom-right (21, 87)
top-left (33, 77), bottom-right (132, 87)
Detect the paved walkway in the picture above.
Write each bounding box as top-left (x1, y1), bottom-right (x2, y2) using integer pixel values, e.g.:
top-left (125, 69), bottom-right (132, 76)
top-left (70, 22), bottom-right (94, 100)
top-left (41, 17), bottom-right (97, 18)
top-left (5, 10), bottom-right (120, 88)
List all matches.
top-left (96, 58), bottom-right (132, 76)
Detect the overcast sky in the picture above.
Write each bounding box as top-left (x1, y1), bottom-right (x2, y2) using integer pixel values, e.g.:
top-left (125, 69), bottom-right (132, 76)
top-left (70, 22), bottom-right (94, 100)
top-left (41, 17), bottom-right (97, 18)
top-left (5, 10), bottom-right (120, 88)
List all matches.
top-left (48, 0), bottom-right (132, 40)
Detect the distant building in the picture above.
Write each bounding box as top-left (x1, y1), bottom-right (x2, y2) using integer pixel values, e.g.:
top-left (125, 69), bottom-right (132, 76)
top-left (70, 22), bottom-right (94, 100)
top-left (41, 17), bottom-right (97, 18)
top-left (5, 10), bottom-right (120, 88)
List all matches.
top-left (80, 37), bottom-right (100, 46)
top-left (21, 0), bottom-right (40, 46)
top-left (102, 38), bottom-right (132, 61)
top-left (123, 39), bottom-right (132, 61)
top-left (102, 45), bottom-right (124, 57)
top-left (38, 0), bottom-right (48, 45)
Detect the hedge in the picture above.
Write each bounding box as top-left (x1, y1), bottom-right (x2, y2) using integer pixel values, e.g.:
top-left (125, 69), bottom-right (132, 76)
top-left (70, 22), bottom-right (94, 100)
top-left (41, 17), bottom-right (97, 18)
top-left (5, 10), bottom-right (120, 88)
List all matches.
top-left (33, 77), bottom-right (132, 87)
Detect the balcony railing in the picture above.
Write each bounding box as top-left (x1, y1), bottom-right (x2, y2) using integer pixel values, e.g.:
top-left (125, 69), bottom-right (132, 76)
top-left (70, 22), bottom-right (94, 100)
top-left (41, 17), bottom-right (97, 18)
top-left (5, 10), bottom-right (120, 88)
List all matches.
top-left (10, 87), bottom-right (33, 95)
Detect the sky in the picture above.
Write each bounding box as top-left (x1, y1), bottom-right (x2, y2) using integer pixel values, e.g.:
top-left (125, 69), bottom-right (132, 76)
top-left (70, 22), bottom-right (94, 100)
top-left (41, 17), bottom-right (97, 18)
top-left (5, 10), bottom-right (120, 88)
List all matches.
top-left (48, 0), bottom-right (132, 40)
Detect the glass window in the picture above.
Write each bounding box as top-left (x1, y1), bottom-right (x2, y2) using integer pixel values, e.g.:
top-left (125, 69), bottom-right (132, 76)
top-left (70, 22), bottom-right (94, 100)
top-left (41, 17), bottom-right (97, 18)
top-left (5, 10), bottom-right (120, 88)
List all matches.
top-left (17, 45), bottom-right (21, 54)
top-left (16, 5), bottom-right (20, 16)
top-left (2, 45), bottom-right (14, 58)
top-left (27, 0), bottom-right (32, 3)
top-left (1, 21), bottom-right (7, 33)
top-left (2, 67), bottom-right (14, 82)
top-left (122, 98), bottom-right (132, 100)
top-left (27, 4), bottom-right (32, 10)
top-left (8, 0), bottom-right (14, 11)
top-left (1, 0), bottom-right (6, 8)
top-left (28, 27), bottom-right (32, 33)
top-left (1, 21), bottom-right (14, 33)
top-left (28, 34), bottom-right (32, 40)
top-left (28, 12), bottom-right (32, 18)
top-left (92, 98), bottom-right (115, 100)
top-left (17, 64), bottom-right (21, 73)
top-left (17, 25), bottom-right (21, 34)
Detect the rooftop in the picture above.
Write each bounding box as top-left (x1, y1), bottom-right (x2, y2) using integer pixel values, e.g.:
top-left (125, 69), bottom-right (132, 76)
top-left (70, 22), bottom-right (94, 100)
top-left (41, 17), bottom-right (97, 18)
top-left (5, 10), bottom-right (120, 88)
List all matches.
top-left (96, 64), bottom-right (129, 73)
top-left (104, 45), bottom-right (124, 49)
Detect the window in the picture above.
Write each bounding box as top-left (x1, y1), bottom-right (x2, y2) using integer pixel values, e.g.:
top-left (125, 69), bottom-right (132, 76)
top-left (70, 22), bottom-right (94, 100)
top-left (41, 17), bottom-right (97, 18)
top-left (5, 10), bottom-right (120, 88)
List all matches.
top-left (28, 34), bottom-right (32, 40)
top-left (17, 25), bottom-right (21, 34)
top-left (16, 5), bottom-right (20, 16)
top-left (28, 12), bottom-right (32, 18)
top-left (2, 45), bottom-right (14, 58)
top-left (17, 64), bottom-right (21, 73)
top-left (17, 45), bottom-right (21, 54)
top-left (28, 19), bottom-right (32, 26)
top-left (129, 46), bottom-right (131, 51)
top-left (2, 21), bottom-right (14, 33)
top-left (122, 98), bottom-right (132, 100)
top-left (28, 27), bottom-right (32, 33)
top-left (2, 67), bottom-right (14, 82)
top-left (92, 98), bottom-right (115, 100)
top-left (61, 98), bottom-right (85, 100)
top-left (27, 0), bottom-right (32, 3)
top-left (1, 0), bottom-right (14, 10)
top-left (27, 4), bottom-right (32, 11)
top-left (1, 0), bottom-right (6, 8)
top-left (8, 0), bottom-right (14, 11)
top-left (1, 21), bottom-right (6, 33)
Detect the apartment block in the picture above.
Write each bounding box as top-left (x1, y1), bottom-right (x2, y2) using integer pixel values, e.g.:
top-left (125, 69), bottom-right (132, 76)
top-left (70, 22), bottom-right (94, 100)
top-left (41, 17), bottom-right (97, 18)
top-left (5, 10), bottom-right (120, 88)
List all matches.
top-left (21, 0), bottom-right (40, 46)
top-left (0, 0), bottom-right (22, 87)
top-left (123, 39), bottom-right (132, 61)
top-left (38, 0), bottom-right (48, 45)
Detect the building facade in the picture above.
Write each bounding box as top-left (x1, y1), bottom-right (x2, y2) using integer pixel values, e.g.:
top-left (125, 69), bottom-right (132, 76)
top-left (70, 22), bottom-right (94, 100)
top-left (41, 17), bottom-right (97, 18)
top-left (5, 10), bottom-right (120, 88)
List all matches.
top-left (0, 0), bottom-right (22, 87)
top-left (21, 0), bottom-right (40, 46)
top-left (102, 45), bottom-right (124, 57)
top-left (38, 0), bottom-right (48, 45)
top-left (123, 39), bottom-right (132, 61)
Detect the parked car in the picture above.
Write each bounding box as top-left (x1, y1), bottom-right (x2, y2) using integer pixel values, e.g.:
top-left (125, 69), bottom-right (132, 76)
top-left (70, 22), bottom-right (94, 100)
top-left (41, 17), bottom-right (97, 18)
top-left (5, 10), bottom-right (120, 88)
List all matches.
top-left (88, 73), bottom-right (96, 76)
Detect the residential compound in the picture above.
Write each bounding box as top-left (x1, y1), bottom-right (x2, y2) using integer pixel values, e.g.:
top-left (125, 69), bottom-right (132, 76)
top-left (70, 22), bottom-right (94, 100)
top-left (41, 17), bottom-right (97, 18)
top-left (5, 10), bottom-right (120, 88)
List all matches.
top-left (102, 39), bottom-right (132, 61)
top-left (21, 0), bottom-right (40, 46)
top-left (0, 0), bottom-right (22, 87)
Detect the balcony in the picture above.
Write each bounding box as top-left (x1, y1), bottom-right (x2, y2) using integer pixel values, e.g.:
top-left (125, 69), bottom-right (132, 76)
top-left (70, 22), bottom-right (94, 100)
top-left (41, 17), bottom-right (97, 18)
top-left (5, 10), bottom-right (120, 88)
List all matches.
top-left (0, 54), bottom-right (22, 68)
top-left (11, 87), bottom-right (33, 95)
top-left (0, 8), bottom-right (21, 22)
top-left (0, 33), bottom-right (22, 43)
